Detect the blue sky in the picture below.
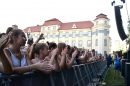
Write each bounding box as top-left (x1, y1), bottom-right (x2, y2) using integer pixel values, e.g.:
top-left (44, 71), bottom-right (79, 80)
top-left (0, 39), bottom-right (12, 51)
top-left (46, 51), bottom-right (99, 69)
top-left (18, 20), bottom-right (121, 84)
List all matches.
top-left (0, 0), bottom-right (130, 42)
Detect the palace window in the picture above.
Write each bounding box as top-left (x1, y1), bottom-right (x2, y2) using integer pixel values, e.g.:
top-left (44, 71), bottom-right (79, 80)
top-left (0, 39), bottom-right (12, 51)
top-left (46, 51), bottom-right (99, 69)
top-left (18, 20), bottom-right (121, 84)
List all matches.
top-left (79, 32), bottom-right (83, 37)
top-left (104, 39), bottom-right (107, 46)
top-left (53, 33), bottom-right (56, 38)
top-left (96, 29), bottom-right (98, 36)
top-left (66, 32), bottom-right (69, 38)
top-left (88, 31), bottom-right (91, 37)
top-left (96, 21), bottom-right (98, 25)
top-left (48, 34), bottom-right (50, 38)
top-left (78, 40), bottom-right (82, 47)
top-left (72, 40), bottom-right (76, 46)
top-left (72, 32), bottom-right (76, 37)
top-left (48, 27), bottom-right (50, 30)
top-left (105, 21), bottom-right (107, 25)
top-left (87, 40), bottom-right (91, 47)
top-left (104, 29), bottom-right (107, 36)
top-left (95, 39), bottom-right (98, 46)
top-left (53, 26), bottom-right (56, 30)
top-left (59, 33), bottom-right (62, 38)
top-left (42, 27), bottom-right (45, 31)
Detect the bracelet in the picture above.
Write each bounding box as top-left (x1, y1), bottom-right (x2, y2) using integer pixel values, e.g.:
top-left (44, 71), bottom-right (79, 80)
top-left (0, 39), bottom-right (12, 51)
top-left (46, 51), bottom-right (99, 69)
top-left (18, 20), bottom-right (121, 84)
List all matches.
top-left (28, 65), bottom-right (32, 73)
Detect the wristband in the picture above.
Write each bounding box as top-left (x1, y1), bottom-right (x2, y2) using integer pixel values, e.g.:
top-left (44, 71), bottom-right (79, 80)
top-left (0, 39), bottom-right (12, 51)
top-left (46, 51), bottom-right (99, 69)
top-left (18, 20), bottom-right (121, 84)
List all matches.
top-left (29, 65), bottom-right (32, 72)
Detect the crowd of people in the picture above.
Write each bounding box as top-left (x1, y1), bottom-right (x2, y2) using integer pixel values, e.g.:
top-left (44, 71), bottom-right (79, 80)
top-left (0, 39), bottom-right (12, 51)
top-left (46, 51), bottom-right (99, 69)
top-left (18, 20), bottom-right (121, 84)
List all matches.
top-left (0, 27), bottom-right (106, 75)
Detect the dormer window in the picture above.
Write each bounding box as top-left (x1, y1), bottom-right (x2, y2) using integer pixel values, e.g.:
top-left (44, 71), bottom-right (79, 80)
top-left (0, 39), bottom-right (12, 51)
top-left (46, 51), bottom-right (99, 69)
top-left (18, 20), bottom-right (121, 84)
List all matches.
top-left (42, 27), bottom-right (45, 31)
top-left (53, 26), bottom-right (56, 30)
top-left (72, 24), bottom-right (77, 28)
top-left (28, 28), bottom-right (31, 33)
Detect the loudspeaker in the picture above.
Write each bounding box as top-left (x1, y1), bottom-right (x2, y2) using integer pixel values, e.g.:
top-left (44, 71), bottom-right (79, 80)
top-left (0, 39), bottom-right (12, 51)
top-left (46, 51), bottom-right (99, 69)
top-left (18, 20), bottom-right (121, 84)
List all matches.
top-left (125, 62), bottom-right (130, 86)
top-left (124, 52), bottom-right (127, 59)
top-left (114, 6), bottom-right (127, 41)
top-left (121, 59), bottom-right (128, 77)
top-left (127, 51), bottom-right (130, 60)
top-left (121, 0), bottom-right (125, 3)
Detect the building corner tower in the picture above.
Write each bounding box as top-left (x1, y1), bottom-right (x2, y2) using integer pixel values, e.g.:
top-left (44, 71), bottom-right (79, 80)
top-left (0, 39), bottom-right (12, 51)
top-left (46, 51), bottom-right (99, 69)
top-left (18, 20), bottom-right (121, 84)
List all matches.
top-left (92, 13), bottom-right (110, 56)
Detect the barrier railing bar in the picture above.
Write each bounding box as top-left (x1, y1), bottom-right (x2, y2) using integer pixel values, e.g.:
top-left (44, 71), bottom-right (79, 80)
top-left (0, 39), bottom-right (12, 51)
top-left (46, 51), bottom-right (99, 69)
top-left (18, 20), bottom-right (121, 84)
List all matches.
top-left (73, 67), bottom-right (81, 86)
top-left (50, 74), bottom-right (55, 86)
top-left (29, 76), bottom-right (32, 86)
top-left (78, 66), bottom-right (85, 86)
top-left (61, 72), bottom-right (67, 86)
top-left (83, 65), bottom-right (91, 85)
top-left (0, 60), bottom-right (107, 86)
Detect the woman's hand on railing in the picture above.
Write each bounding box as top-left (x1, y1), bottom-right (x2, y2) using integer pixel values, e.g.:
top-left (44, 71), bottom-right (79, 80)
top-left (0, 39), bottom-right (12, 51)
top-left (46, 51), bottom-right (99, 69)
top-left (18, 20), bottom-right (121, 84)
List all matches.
top-left (35, 60), bottom-right (55, 72)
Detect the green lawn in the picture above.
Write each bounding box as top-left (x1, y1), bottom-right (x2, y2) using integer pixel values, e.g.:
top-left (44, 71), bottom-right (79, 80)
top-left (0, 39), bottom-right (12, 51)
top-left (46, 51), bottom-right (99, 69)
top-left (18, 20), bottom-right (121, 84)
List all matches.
top-left (104, 65), bottom-right (125, 85)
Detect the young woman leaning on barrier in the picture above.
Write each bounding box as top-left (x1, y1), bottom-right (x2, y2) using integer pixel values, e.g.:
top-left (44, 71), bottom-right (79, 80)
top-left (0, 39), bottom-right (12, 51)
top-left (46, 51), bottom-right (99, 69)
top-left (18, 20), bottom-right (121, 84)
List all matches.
top-left (66, 47), bottom-right (78, 68)
top-left (57, 43), bottom-right (68, 71)
top-left (31, 42), bottom-right (60, 73)
top-left (0, 33), bottom-right (13, 74)
top-left (48, 42), bottom-right (60, 72)
top-left (3, 29), bottom-right (54, 74)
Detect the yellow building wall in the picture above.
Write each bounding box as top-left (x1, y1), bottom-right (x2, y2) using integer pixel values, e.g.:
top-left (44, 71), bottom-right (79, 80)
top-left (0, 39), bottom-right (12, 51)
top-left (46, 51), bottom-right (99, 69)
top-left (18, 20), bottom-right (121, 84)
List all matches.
top-left (24, 18), bottom-right (110, 55)
top-left (25, 26), bottom-right (93, 50)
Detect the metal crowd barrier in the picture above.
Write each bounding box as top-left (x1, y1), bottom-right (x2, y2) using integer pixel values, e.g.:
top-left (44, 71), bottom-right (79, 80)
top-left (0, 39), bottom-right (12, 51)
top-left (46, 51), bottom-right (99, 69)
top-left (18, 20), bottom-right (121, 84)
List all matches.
top-left (0, 60), bottom-right (107, 86)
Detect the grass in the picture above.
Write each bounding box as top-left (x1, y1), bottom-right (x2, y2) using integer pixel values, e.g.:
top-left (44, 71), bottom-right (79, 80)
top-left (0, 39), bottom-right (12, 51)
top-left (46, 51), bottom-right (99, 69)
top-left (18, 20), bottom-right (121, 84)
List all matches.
top-left (104, 65), bottom-right (125, 85)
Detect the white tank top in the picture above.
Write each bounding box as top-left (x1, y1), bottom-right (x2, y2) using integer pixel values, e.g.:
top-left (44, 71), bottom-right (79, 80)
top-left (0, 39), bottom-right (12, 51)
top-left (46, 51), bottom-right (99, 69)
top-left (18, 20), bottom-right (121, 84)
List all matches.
top-left (7, 48), bottom-right (28, 67)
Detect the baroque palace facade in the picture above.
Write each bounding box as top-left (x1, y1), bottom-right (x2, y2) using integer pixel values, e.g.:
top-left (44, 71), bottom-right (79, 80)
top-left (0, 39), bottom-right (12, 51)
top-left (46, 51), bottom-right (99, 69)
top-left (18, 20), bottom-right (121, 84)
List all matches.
top-left (24, 13), bottom-right (111, 55)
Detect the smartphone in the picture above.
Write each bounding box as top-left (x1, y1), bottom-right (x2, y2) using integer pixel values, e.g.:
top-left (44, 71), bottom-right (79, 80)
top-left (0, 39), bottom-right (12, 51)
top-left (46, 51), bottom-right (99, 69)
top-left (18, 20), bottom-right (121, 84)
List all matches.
top-left (41, 33), bottom-right (45, 39)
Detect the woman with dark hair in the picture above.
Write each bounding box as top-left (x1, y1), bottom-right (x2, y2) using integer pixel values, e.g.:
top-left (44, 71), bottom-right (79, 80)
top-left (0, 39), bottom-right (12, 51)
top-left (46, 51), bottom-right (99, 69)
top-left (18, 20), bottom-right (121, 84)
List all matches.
top-left (31, 42), bottom-right (60, 73)
top-left (0, 33), bottom-right (13, 74)
top-left (57, 43), bottom-right (68, 71)
top-left (76, 49), bottom-right (88, 64)
top-left (48, 42), bottom-right (60, 72)
top-left (6, 27), bottom-right (13, 34)
top-left (66, 47), bottom-right (78, 68)
top-left (3, 29), bottom-right (54, 74)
